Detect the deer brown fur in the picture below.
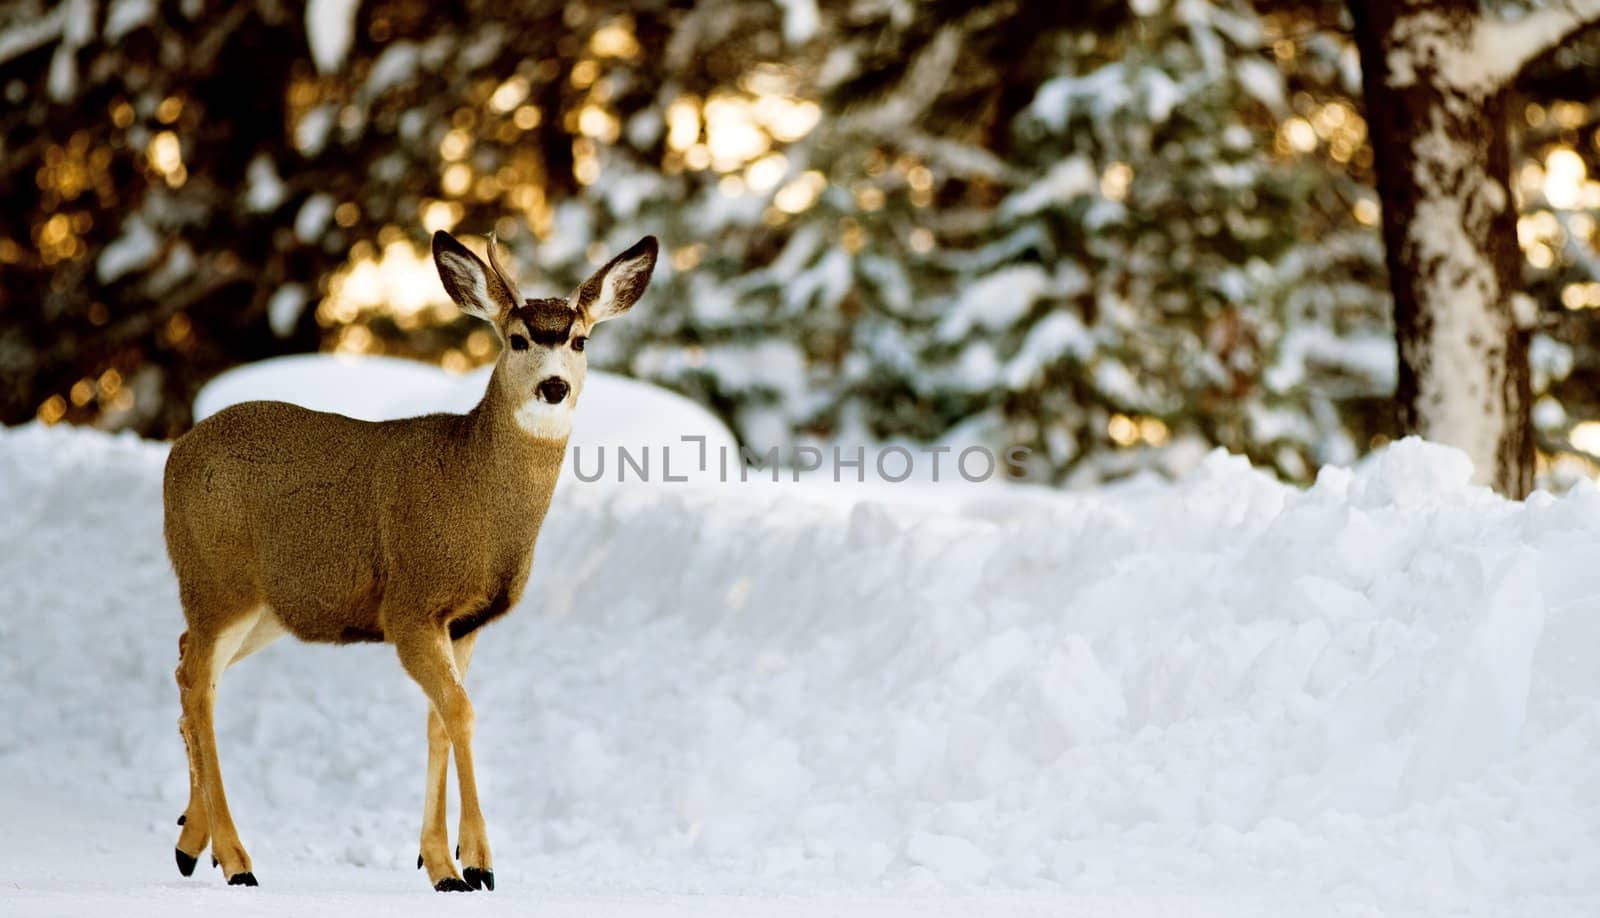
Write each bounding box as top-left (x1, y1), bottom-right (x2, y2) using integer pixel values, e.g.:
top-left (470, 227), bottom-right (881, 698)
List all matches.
top-left (163, 229), bottom-right (657, 891)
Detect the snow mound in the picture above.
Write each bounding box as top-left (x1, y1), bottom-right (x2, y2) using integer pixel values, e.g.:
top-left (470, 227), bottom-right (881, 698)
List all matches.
top-left (194, 354), bottom-right (739, 484)
top-left (1, 426), bottom-right (1598, 915)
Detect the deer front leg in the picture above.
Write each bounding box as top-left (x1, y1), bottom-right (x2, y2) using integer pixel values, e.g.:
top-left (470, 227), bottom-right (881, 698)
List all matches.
top-left (447, 633), bottom-right (490, 888)
top-left (396, 626), bottom-right (492, 892)
top-left (415, 633), bottom-right (480, 888)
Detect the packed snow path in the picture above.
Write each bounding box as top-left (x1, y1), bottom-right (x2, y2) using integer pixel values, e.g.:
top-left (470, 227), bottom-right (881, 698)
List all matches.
top-left (1, 425), bottom-right (1597, 916)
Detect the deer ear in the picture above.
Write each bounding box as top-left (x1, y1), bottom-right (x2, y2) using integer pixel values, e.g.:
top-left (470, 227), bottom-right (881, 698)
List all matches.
top-left (432, 231), bottom-right (518, 322)
top-left (575, 236), bottom-right (658, 324)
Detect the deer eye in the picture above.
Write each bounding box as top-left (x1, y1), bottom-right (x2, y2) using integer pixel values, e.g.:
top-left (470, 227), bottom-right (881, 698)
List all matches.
top-left (508, 334), bottom-right (529, 351)
top-left (572, 336), bottom-right (587, 352)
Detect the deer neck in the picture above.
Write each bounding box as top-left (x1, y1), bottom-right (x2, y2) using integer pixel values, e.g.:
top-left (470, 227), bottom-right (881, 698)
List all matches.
top-left (465, 369), bottom-right (570, 491)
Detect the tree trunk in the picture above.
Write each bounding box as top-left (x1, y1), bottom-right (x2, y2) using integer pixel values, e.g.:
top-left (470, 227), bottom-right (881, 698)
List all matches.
top-left (1348, 0), bottom-right (1534, 497)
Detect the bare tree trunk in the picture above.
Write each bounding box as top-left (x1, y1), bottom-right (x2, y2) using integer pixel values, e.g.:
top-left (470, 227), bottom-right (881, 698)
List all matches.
top-left (1348, 0), bottom-right (1534, 497)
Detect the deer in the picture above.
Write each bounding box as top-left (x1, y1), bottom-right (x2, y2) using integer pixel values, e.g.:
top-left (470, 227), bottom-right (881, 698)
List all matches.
top-left (163, 228), bottom-right (657, 892)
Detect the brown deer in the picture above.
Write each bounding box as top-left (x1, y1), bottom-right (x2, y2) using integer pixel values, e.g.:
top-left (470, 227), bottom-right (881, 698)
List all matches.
top-left (163, 229), bottom-right (657, 891)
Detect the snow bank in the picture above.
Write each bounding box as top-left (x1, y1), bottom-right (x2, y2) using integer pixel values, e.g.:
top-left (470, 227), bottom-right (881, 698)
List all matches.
top-left (193, 355), bottom-right (739, 484)
top-left (1, 423), bottom-right (1597, 914)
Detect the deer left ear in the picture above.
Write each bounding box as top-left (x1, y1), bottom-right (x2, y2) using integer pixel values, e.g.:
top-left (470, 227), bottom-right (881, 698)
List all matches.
top-left (432, 231), bottom-right (519, 322)
top-left (576, 236), bottom-right (658, 324)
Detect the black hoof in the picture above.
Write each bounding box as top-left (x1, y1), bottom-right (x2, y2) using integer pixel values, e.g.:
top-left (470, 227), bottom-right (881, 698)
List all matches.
top-left (177, 814), bottom-right (186, 826)
top-left (434, 877), bottom-right (473, 892)
top-left (175, 848), bottom-right (197, 877)
top-left (417, 854), bottom-right (424, 870)
top-left (455, 845), bottom-right (460, 859)
top-left (228, 871), bottom-right (258, 887)
top-left (463, 867), bottom-right (494, 891)
top-left (212, 855), bottom-right (219, 869)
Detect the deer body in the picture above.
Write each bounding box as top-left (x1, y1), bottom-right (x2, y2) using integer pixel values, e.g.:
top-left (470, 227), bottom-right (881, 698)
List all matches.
top-left (164, 229), bottom-right (657, 892)
top-left (165, 398), bottom-right (562, 646)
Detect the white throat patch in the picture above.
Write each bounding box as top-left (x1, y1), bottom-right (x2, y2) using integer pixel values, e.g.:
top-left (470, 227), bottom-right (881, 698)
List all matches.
top-left (515, 397), bottom-right (574, 440)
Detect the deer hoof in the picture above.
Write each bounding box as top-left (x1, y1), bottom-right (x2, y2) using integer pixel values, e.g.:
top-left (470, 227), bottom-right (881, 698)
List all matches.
top-left (177, 814), bottom-right (186, 826)
top-left (175, 848), bottom-right (198, 877)
top-left (227, 871), bottom-right (258, 887)
top-left (434, 877), bottom-right (473, 892)
top-left (463, 867), bottom-right (494, 891)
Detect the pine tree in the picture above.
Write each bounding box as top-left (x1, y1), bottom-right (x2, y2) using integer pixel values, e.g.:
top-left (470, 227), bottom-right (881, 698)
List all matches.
top-left (702, 0), bottom-right (1394, 482)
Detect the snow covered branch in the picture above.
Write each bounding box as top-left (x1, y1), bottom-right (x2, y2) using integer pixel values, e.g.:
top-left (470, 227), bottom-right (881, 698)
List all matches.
top-left (836, 24), bottom-right (963, 134)
top-left (1474, 0), bottom-right (1600, 87)
top-left (1390, 1), bottom-right (1600, 97)
top-left (0, 6), bottom-right (65, 68)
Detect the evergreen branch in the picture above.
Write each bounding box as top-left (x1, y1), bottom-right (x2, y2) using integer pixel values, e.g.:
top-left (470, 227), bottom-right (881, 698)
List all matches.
top-left (0, 5), bottom-right (65, 67)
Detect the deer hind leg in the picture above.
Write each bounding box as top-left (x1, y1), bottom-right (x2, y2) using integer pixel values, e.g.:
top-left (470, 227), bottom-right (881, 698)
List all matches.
top-left (416, 632), bottom-right (480, 889)
top-left (174, 608), bottom-right (262, 886)
top-left (396, 627), bottom-right (491, 892)
top-left (174, 632), bottom-right (210, 875)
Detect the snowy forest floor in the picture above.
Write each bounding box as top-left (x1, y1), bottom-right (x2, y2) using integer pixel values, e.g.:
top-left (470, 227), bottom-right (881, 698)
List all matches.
top-left (1, 421), bottom-right (1598, 917)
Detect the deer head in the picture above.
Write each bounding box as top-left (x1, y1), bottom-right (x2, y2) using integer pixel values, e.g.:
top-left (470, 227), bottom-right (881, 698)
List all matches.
top-left (431, 230), bottom-right (658, 439)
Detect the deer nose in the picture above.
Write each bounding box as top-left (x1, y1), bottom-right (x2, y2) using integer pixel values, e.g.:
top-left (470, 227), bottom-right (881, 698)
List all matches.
top-left (537, 377), bottom-right (570, 404)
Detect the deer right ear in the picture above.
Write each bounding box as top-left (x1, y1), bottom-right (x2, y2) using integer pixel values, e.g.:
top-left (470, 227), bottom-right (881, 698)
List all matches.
top-left (432, 231), bottom-right (518, 322)
top-left (576, 235), bottom-right (658, 324)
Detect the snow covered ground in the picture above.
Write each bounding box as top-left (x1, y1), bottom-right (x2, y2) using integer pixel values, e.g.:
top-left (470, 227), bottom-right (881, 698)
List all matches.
top-left (1, 360), bottom-right (1598, 916)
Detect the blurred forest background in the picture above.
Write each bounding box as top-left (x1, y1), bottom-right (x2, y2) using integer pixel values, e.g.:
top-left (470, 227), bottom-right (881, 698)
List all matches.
top-left (6, 0), bottom-right (1600, 486)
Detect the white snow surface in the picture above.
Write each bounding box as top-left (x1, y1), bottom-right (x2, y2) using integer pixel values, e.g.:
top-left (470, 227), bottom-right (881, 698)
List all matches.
top-left (2, 373), bottom-right (1600, 914)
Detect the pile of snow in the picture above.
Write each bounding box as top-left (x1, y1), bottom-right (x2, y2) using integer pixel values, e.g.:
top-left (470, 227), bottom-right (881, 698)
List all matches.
top-left (194, 355), bottom-right (739, 484)
top-left (1, 402), bottom-right (1598, 913)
